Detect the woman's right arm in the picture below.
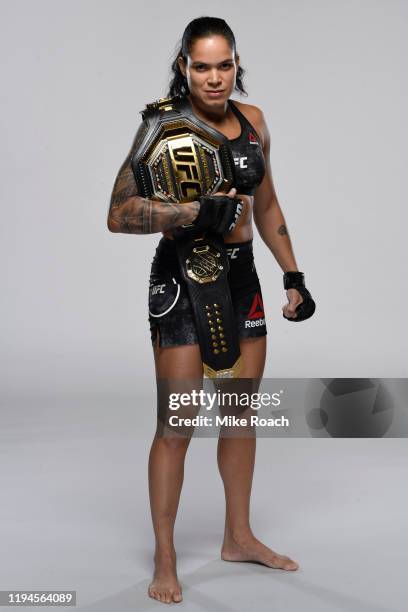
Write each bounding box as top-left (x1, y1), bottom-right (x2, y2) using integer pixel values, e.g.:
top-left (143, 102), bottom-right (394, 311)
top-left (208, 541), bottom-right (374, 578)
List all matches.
top-left (107, 123), bottom-right (199, 234)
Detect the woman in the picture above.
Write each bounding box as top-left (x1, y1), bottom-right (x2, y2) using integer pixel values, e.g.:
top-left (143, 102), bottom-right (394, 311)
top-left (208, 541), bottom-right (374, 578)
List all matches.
top-left (108, 16), bottom-right (312, 605)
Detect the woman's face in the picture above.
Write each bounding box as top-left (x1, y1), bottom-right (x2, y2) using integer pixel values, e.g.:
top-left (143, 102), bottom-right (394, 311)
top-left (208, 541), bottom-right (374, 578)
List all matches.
top-left (178, 35), bottom-right (239, 106)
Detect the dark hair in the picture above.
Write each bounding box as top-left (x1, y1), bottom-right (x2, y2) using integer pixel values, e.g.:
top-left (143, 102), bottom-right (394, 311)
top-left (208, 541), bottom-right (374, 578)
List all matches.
top-left (166, 16), bottom-right (248, 98)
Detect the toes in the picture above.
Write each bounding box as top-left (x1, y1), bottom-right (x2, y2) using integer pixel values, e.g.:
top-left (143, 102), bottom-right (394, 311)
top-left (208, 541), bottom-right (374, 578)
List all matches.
top-left (284, 556), bottom-right (299, 570)
top-left (282, 557), bottom-right (299, 570)
top-left (148, 588), bottom-right (159, 601)
top-left (286, 561), bottom-right (299, 570)
top-left (148, 583), bottom-right (183, 603)
top-left (269, 554), bottom-right (299, 570)
top-left (149, 588), bottom-right (182, 604)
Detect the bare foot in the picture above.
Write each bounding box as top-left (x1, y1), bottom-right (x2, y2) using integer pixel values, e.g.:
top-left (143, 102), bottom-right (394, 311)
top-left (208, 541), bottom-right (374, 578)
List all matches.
top-left (221, 531), bottom-right (299, 571)
top-left (148, 551), bottom-right (183, 604)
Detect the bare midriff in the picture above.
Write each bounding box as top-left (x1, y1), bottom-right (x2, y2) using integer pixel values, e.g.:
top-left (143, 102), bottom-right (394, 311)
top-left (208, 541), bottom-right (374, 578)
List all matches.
top-left (161, 193), bottom-right (254, 243)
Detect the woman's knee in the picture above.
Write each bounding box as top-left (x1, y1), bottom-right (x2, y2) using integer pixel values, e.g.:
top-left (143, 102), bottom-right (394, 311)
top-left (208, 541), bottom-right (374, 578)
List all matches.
top-left (154, 431), bottom-right (192, 452)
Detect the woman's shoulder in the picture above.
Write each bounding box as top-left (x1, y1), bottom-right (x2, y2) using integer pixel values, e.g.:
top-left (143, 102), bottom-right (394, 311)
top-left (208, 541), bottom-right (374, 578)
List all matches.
top-left (231, 99), bottom-right (266, 147)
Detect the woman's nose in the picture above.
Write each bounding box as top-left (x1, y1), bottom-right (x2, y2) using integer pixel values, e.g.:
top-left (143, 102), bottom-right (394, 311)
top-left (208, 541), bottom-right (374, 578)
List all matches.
top-left (208, 69), bottom-right (221, 84)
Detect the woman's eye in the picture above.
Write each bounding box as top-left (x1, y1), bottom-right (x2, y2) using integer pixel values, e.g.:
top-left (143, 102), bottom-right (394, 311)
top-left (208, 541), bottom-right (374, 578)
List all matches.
top-left (195, 64), bottom-right (232, 71)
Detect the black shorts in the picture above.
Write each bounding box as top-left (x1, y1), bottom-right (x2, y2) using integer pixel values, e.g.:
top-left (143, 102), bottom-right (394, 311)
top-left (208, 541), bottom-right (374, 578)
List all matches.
top-left (148, 237), bottom-right (267, 348)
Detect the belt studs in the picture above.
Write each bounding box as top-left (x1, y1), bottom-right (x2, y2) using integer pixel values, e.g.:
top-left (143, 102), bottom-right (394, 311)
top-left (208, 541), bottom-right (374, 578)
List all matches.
top-left (205, 303), bottom-right (228, 354)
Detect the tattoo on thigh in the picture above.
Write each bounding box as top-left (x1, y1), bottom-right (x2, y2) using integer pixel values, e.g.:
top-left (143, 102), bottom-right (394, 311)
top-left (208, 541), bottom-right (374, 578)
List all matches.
top-left (278, 224), bottom-right (288, 236)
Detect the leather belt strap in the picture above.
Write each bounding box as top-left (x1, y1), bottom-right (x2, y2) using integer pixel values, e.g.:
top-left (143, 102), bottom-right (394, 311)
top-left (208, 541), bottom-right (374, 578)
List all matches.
top-left (175, 231), bottom-right (242, 378)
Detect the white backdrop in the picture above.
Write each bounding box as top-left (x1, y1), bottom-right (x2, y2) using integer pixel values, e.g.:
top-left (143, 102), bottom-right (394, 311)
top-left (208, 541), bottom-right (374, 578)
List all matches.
top-left (1, 0), bottom-right (407, 399)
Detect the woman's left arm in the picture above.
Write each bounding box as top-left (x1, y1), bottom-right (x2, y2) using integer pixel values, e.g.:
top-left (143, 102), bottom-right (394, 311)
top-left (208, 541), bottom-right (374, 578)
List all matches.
top-left (252, 109), bottom-right (299, 273)
top-left (252, 108), bottom-right (309, 319)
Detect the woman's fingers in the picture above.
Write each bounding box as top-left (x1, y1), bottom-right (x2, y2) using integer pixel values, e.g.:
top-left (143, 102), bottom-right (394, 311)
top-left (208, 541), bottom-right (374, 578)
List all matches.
top-left (213, 187), bottom-right (237, 198)
top-left (282, 289), bottom-right (304, 318)
top-left (282, 299), bottom-right (297, 318)
top-left (282, 302), bottom-right (298, 319)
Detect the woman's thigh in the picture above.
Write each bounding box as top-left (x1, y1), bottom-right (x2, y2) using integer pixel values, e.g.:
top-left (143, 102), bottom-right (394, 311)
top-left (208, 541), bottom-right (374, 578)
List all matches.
top-left (237, 336), bottom-right (267, 379)
top-left (153, 333), bottom-right (203, 379)
top-left (153, 335), bottom-right (266, 379)
top-left (153, 336), bottom-right (203, 436)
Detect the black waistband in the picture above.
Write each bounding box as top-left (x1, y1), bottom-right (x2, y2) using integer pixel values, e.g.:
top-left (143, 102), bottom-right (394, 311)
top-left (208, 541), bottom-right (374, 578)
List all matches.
top-left (153, 237), bottom-right (254, 277)
top-left (159, 236), bottom-right (253, 253)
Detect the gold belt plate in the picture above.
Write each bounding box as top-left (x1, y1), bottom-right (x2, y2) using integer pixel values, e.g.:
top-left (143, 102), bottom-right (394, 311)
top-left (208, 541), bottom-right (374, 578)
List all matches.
top-left (186, 244), bottom-right (223, 284)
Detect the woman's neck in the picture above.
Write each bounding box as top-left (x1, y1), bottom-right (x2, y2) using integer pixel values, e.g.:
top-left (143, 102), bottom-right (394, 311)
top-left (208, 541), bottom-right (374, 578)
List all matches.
top-left (187, 93), bottom-right (229, 124)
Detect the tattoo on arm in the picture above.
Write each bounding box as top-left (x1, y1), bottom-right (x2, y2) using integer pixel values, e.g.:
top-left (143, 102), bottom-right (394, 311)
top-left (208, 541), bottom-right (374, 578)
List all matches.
top-left (278, 224), bottom-right (288, 236)
top-left (108, 122), bottom-right (199, 234)
top-left (109, 196), bottom-right (198, 234)
top-left (110, 155), bottom-right (139, 207)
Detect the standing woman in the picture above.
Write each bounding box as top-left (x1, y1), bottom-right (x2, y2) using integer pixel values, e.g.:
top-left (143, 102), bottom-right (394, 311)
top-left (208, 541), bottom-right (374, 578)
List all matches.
top-left (108, 16), bottom-right (315, 606)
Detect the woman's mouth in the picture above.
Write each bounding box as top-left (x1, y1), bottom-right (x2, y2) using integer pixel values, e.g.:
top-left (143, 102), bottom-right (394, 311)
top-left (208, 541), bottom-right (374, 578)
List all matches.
top-left (205, 90), bottom-right (224, 97)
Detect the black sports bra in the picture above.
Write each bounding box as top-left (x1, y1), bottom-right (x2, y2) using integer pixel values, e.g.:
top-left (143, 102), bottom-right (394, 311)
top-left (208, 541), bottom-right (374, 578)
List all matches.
top-left (226, 99), bottom-right (266, 195)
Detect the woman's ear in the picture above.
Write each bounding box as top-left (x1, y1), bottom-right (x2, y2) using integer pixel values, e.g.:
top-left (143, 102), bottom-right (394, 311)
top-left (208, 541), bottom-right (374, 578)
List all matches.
top-left (177, 55), bottom-right (186, 77)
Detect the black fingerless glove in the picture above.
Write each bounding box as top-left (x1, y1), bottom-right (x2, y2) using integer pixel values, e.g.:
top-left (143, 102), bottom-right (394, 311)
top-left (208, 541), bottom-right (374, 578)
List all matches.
top-left (193, 195), bottom-right (243, 235)
top-left (283, 271), bottom-right (316, 322)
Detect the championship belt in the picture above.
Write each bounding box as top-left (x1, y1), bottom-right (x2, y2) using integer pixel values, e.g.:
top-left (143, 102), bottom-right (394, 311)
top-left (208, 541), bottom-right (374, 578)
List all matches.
top-left (131, 95), bottom-right (243, 378)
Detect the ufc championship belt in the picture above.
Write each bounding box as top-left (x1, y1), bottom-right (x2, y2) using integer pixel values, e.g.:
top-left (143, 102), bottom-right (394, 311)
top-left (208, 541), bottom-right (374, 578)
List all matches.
top-left (131, 95), bottom-right (243, 378)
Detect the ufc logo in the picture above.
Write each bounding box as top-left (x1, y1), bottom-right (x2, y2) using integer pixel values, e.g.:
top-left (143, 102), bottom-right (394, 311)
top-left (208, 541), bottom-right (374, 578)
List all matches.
top-left (169, 139), bottom-right (200, 199)
top-left (152, 284), bottom-right (165, 295)
top-left (228, 200), bottom-right (244, 232)
top-left (233, 156), bottom-right (248, 169)
top-left (227, 247), bottom-right (239, 259)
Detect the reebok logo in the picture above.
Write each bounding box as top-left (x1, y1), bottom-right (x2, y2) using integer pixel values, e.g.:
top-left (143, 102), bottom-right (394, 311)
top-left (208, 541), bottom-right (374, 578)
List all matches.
top-left (244, 292), bottom-right (265, 327)
top-left (248, 292), bottom-right (264, 319)
top-left (244, 318), bottom-right (265, 328)
top-left (248, 132), bottom-right (259, 145)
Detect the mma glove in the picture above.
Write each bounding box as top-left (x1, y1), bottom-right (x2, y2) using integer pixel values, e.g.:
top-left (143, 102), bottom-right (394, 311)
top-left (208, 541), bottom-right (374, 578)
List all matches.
top-left (192, 195), bottom-right (244, 235)
top-left (283, 271), bottom-right (316, 322)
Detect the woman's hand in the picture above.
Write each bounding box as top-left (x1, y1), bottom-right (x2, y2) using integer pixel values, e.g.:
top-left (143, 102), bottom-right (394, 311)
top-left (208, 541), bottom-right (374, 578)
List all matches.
top-left (213, 187), bottom-right (237, 198)
top-left (282, 288), bottom-right (304, 320)
top-left (189, 188), bottom-right (243, 234)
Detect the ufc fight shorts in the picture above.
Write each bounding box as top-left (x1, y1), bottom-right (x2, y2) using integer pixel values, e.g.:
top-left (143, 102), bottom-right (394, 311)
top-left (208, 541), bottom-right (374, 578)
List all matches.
top-left (148, 237), bottom-right (267, 348)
